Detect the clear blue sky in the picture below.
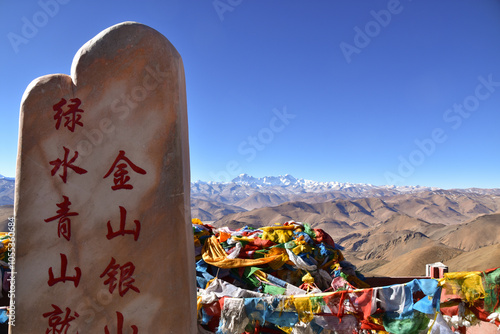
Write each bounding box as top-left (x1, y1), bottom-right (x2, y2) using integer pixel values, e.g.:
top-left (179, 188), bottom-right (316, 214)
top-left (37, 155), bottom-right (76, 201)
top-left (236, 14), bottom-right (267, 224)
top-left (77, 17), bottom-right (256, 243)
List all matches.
top-left (1, 0), bottom-right (500, 189)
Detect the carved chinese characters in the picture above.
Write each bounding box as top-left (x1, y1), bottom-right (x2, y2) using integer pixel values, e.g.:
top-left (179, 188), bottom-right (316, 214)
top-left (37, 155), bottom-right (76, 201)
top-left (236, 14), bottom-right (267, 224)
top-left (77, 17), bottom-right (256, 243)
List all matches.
top-left (44, 195), bottom-right (78, 241)
top-left (53, 98), bottom-right (84, 132)
top-left (14, 22), bottom-right (196, 333)
top-left (104, 151), bottom-right (147, 191)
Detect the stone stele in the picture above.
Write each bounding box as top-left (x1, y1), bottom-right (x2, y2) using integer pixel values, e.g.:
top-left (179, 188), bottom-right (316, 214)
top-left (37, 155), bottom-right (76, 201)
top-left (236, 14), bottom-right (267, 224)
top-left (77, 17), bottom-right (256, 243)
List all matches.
top-left (13, 22), bottom-right (196, 333)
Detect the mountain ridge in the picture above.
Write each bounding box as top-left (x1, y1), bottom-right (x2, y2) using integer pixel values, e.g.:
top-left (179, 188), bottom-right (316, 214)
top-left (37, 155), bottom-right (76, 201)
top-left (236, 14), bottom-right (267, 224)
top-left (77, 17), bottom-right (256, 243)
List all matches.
top-left (0, 174), bottom-right (15, 181)
top-left (2, 172), bottom-right (499, 276)
top-left (3, 172), bottom-right (500, 211)
top-left (194, 173), bottom-right (438, 194)
top-left (0, 175), bottom-right (15, 206)
top-left (191, 174), bottom-right (500, 210)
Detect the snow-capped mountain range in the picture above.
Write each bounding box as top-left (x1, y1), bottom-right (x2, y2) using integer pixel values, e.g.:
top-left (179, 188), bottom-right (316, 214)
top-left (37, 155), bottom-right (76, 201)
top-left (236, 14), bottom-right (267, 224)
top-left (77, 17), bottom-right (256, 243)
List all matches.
top-left (190, 174), bottom-right (445, 210)
top-left (2, 173), bottom-right (499, 211)
top-left (192, 173), bottom-right (435, 196)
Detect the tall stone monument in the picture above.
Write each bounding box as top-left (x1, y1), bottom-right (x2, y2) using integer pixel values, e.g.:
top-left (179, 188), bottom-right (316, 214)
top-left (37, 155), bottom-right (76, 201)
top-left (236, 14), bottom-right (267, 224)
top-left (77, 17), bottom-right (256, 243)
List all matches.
top-left (13, 22), bottom-right (196, 333)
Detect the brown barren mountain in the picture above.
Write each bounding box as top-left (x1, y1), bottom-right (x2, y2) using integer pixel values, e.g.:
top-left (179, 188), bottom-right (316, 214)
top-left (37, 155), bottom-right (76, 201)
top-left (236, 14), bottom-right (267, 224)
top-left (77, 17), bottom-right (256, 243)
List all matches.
top-left (213, 191), bottom-right (500, 236)
top-left (341, 212), bottom-right (499, 276)
top-left (446, 244), bottom-right (500, 272)
top-left (235, 192), bottom-right (291, 210)
top-left (368, 245), bottom-right (464, 276)
top-left (214, 198), bottom-right (399, 236)
top-left (191, 198), bottom-right (246, 222)
top-left (383, 191), bottom-right (500, 225)
top-left (207, 192), bottom-right (500, 276)
top-left (0, 205), bottom-right (13, 232)
top-left (438, 213), bottom-right (500, 251)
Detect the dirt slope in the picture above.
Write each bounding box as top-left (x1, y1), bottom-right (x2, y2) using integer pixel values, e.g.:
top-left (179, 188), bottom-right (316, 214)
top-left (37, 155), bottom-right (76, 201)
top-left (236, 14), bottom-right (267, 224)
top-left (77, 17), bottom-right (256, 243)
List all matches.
top-left (367, 245), bottom-right (464, 276)
top-left (0, 205), bottom-right (13, 232)
top-left (439, 213), bottom-right (500, 251)
top-left (446, 244), bottom-right (500, 272)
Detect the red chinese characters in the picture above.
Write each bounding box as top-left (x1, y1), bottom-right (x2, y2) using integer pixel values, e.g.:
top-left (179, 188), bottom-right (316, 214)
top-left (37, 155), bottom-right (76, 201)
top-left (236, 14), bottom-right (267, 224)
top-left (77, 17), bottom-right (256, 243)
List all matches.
top-left (53, 97), bottom-right (84, 132)
top-left (44, 97), bottom-right (87, 330)
top-left (50, 147), bottom-right (88, 183)
top-left (48, 253), bottom-right (82, 288)
top-left (107, 206), bottom-right (141, 241)
top-left (101, 149), bottom-right (145, 331)
top-left (44, 195), bottom-right (78, 241)
top-left (43, 304), bottom-right (79, 334)
top-left (103, 151), bottom-right (146, 190)
top-left (45, 97), bottom-right (147, 330)
top-left (100, 257), bottom-right (140, 297)
top-left (105, 312), bottom-right (138, 334)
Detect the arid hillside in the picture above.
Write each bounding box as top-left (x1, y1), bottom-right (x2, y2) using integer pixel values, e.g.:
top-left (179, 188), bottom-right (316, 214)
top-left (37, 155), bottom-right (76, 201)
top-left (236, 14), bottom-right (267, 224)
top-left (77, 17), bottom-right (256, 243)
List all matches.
top-left (0, 205), bottom-right (13, 232)
top-left (213, 191), bottom-right (500, 232)
top-left (191, 198), bottom-right (246, 221)
top-left (208, 191), bottom-right (500, 276)
top-left (3, 188), bottom-right (498, 276)
top-left (339, 213), bottom-right (500, 276)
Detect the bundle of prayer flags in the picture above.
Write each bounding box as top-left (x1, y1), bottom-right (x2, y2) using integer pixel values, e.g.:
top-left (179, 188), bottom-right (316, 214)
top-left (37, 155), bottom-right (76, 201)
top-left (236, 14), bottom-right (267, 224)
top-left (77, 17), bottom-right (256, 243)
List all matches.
top-left (194, 219), bottom-right (500, 333)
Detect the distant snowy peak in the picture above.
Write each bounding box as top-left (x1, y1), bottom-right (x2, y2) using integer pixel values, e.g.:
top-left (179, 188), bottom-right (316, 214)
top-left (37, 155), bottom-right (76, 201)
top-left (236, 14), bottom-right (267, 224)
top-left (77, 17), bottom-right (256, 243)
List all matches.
top-left (231, 173), bottom-right (258, 185)
top-left (190, 174), bottom-right (443, 209)
top-left (0, 174), bottom-right (15, 181)
top-left (231, 174), bottom-right (298, 187)
top-left (203, 174), bottom-right (435, 194)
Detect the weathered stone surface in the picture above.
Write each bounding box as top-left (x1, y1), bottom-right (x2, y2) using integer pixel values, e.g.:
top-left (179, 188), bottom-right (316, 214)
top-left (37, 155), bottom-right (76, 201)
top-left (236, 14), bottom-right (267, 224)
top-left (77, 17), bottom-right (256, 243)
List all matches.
top-left (13, 22), bottom-right (196, 333)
